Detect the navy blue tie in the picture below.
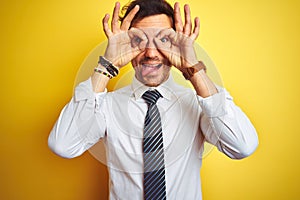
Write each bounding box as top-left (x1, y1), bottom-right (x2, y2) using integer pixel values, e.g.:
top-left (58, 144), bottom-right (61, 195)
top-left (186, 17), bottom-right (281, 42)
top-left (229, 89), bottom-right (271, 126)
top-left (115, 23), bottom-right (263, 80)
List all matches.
top-left (142, 90), bottom-right (166, 200)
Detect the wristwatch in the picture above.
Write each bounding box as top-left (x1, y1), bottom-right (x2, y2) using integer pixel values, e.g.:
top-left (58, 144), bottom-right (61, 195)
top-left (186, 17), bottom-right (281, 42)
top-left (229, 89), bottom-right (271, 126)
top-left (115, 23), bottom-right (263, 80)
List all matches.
top-left (182, 61), bottom-right (207, 80)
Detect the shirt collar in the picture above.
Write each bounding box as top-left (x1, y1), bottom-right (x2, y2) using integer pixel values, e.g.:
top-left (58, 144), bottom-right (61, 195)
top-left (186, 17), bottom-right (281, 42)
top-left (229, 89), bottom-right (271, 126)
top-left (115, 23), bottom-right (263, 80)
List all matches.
top-left (130, 74), bottom-right (177, 101)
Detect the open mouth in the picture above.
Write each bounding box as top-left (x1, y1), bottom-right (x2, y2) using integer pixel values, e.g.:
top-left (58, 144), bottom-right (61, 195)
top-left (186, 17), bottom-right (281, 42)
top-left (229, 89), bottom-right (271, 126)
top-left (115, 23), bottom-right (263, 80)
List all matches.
top-left (141, 63), bottom-right (163, 76)
top-left (142, 63), bottom-right (162, 68)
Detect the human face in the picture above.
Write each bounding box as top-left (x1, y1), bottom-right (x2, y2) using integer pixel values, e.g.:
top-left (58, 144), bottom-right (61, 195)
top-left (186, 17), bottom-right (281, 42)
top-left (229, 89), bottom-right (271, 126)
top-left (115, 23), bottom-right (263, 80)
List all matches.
top-left (131, 14), bottom-right (173, 87)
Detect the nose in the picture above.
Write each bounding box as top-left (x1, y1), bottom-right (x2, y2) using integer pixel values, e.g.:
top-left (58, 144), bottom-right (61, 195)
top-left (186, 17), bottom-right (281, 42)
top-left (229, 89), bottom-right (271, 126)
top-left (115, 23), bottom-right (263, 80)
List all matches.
top-left (144, 39), bottom-right (160, 58)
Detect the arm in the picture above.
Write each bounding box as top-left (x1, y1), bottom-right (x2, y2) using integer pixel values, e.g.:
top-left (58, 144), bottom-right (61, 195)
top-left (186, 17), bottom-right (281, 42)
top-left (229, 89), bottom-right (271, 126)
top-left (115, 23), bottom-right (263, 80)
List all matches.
top-left (48, 79), bottom-right (107, 158)
top-left (199, 87), bottom-right (258, 159)
top-left (173, 3), bottom-right (218, 98)
top-left (179, 4), bottom-right (258, 158)
top-left (48, 2), bottom-right (143, 158)
top-left (92, 2), bottom-right (141, 92)
top-left (155, 3), bottom-right (258, 159)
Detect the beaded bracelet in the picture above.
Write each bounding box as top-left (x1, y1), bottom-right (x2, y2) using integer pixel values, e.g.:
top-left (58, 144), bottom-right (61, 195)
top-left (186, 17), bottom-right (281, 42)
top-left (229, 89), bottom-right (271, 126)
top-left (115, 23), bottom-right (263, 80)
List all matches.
top-left (94, 67), bottom-right (113, 79)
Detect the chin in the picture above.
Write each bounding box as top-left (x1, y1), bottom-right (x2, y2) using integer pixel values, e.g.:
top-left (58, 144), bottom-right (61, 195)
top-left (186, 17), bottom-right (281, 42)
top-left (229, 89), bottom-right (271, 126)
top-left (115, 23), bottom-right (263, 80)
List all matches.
top-left (142, 75), bottom-right (168, 87)
top-left (144, 82), bottom-right (160, 87)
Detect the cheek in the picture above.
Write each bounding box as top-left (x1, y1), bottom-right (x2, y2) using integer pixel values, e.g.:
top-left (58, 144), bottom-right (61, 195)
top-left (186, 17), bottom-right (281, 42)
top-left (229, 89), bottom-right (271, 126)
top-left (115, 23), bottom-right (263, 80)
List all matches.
top-left (131, 59), bottom-right (141, 76)
top-left (131, 58), bottom-right (137, 68)
top-left (131, 53), bottom-right (144, 68)
top-left (161, 65), bottom-right (171, 75)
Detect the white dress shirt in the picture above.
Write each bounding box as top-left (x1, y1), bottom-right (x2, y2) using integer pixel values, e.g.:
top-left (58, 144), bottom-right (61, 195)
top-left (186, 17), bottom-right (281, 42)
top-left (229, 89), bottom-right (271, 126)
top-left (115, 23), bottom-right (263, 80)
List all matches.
top-left (48, 75), bottom-right (258, 200)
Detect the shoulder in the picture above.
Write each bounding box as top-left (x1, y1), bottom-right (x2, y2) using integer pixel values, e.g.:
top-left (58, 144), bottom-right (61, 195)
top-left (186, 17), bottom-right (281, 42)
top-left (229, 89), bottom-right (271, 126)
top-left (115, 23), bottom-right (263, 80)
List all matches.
top-left (106, 85), bottom-right (133, 100)
top-left (171, 82), bottom-right (196, 97)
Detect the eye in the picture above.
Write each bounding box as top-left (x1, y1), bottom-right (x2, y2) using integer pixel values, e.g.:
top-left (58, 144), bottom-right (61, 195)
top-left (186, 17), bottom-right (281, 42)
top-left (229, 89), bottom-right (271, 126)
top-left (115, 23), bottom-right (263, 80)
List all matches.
top-left (160, 37), bottom-right (168, 43)
top-left (133, 36), bottom-right (142, 44)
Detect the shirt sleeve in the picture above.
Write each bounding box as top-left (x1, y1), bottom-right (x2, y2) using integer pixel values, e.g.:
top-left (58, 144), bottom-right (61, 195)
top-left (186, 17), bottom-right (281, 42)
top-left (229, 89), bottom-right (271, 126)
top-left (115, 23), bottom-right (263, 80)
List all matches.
top-left (48, 78), bottom-right (107, 159)
top-left (198, 86), bottom-right (259, 159)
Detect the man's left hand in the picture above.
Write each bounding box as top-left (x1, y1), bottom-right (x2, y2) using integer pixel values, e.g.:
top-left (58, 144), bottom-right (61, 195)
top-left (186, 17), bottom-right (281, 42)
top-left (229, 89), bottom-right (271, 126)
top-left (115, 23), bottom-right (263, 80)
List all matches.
top-left (154, 3), bottom-right (200, 72)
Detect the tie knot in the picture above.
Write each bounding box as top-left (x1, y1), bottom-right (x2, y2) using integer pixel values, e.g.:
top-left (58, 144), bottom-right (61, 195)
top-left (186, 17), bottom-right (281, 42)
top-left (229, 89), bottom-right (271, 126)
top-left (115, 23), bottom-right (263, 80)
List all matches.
top-left (142, 89), bottom-right (162, 105)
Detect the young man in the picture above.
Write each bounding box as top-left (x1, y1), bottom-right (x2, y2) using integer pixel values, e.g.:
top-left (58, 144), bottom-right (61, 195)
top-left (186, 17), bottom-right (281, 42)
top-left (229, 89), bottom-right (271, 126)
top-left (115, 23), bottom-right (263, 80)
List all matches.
top-left (48, 0), bottom-right (258, 199)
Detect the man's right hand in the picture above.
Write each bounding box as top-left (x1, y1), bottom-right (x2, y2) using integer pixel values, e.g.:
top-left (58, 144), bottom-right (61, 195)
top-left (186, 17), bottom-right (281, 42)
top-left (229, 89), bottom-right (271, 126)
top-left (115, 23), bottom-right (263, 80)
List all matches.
top-left (102, 2), bottom-right (147, 68)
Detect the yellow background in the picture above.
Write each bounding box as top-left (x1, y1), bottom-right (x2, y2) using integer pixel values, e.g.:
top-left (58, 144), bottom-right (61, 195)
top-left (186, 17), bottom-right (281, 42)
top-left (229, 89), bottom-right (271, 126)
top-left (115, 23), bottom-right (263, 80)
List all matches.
top-left (1, 0), bottom-right (299, 199)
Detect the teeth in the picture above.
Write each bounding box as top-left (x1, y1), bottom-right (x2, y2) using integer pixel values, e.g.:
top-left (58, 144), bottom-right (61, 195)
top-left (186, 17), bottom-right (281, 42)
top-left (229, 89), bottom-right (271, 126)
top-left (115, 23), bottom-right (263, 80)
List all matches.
top-left (142, 64), bottom-right (162, 68)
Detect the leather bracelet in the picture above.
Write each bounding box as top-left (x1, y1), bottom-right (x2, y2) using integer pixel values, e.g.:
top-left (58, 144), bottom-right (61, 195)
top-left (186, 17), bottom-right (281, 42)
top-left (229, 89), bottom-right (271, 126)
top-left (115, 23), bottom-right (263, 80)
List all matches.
top-left (182, 61), bottom-right (207, 80)
top-left (98, 56), bottom-right (119, 77)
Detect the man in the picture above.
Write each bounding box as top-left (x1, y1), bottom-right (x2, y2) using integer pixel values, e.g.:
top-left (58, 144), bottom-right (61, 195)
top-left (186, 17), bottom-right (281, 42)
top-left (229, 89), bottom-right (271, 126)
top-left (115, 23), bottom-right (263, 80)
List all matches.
top-left (48, 0), bottom-right (258, 199)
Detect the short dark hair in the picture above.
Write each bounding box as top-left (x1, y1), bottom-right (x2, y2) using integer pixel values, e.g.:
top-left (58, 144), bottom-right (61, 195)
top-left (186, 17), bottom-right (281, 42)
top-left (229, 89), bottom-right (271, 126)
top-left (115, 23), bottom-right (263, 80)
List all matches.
top-left (119, 0), bottom-right (175, 28)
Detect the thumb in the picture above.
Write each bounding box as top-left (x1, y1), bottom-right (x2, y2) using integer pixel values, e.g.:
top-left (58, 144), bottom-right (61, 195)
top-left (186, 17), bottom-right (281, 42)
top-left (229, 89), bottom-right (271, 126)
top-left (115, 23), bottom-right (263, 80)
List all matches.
top-left (128, 28), bottom-right (148, 50)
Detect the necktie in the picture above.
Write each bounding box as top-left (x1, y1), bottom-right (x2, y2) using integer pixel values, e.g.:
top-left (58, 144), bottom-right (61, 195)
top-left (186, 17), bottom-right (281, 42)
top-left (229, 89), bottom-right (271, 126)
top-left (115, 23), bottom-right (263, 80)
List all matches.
top-left (142, 90), bottom-right (166, 200)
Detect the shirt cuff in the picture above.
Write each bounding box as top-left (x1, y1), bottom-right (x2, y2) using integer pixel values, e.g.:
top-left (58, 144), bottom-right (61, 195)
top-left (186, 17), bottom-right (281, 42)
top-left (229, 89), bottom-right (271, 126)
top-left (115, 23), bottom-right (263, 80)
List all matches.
top-left (74, 78), bottom-right (107, 102)
top-left (197, 86), bottom-right (233, 118)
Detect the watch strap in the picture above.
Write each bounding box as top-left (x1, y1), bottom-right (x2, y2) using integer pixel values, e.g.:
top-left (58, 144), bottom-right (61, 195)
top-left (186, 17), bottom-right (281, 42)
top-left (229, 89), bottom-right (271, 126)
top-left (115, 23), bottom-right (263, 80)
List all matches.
top-left (182, 61), bottom-right (207, 80)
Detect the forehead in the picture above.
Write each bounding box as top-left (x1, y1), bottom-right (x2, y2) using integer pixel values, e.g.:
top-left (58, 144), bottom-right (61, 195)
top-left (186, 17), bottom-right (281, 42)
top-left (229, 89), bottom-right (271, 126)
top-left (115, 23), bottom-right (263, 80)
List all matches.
top-left (132, 14), bottom-right (172, 29)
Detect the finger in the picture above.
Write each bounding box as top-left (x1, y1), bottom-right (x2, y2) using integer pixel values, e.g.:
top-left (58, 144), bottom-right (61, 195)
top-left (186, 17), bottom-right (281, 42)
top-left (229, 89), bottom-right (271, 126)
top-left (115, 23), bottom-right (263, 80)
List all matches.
top-left (156, 28), bottom-right (177, 43)
top-left (130, 46), bottom-right (144, 60)
top-left (120, 5), bottom-right (140, 31)
top-left (102, 14), bottom-right (113, 37)
top-left (154, 38), bottom-right (181, 67)
top-left (190, 17), bottom-right (200, 40)
top-left (128, 28), bottom-right (148, 49)
top-left (154, 38), bottom-right (172, 59)
top-left (154, 29), bottom-right (175, 53)
top-left (154, 37), bottom-right (171, 51)
top-left (174, 2), bottom-right (183, 32)
top-left (128, 28), bottom-right (147, 40)
top-left (111, 2), bottom-right (121, 33)
top-left (183, 4), bottom-right (192, 36)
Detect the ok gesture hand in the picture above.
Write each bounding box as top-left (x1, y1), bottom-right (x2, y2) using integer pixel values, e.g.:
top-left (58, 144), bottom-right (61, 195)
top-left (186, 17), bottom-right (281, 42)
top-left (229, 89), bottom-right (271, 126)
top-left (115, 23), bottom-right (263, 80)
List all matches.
top-left (154, 3), bottom-right (200, 71)
top-left (102, 2), bottom-right (147, 68)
